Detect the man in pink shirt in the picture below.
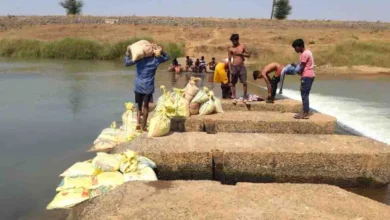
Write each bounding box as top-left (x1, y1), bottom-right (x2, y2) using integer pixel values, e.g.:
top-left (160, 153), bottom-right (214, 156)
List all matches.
top-left (292, 39), bottom-right (315, 119)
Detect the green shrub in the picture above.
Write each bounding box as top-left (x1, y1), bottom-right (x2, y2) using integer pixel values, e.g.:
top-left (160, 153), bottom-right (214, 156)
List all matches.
top-left (41, 38), bottom-right (102, 59)
top-left (0, 39), bottom-right (43, 58)
top-left (162, 42), bottom-right (184, 59)
top-left (0, 37), bottom-right (184, 61)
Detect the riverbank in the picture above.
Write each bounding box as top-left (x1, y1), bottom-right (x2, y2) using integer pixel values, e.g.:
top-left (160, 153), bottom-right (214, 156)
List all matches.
top-left (0, 37), bottom-right (184, 60)
top-left (1, 16), bottom-right (390, 69)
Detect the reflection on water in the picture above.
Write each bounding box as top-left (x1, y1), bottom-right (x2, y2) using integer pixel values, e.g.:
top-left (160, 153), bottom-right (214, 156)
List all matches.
top-left (0, 59), bottom-right (389, 219)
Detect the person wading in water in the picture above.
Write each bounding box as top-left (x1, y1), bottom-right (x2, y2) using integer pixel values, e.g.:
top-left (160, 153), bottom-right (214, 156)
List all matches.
top-left (228, 34), bottom-right (251, 104)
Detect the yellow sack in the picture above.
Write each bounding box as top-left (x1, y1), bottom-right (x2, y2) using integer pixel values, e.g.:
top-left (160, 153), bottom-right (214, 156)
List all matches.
top-left (183, 77), bottom-right (200, 103)
top-left (148, 109), bottom-right (171, 137)
top-left (138, 156), bottom-right (157, 170)
top-left (47, 188), bottom-right (90, 210)
top-left (89, 185), bottom-right (116, 199)
top-left (199, 95), bottom-right (215, 115)
top-left (91, 172), bottom-right (124, 189)
top-left (121, 102), bottom-right (137, 135)
top-left (60, 160), bottom-right (99, 177)
top-left (94, 133), bottom-right (118, 144)
top-left (123, 167), bottom-right (158, 182)
top-left (209, 91), bottom-right (224, 113)
top-left (156, 86), bottom-right (175, 114)
top-left (171, 88), bottom-right (190, 118)
top-left (56, 176), bottom-right (93, 192)
top-left (91, 139), bottom-right (117, 151)
top-left (119, 150), bottom-right (139, 173)
top-left (191, 87), bottom-right (210, 104)
top-left (92, 152), bottom-right (126, 172)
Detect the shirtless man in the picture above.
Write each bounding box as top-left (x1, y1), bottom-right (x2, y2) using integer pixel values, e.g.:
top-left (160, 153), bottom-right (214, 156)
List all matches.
top-left (228, 34), bottom-right (251, 103)
top-left (185, 56), bottom-right (193, 72)
top-left (253, 62), bottom-right (299, 103)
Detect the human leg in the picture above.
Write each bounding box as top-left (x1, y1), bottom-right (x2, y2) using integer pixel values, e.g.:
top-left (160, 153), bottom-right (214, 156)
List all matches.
top-left (296, 77), bottom-right (314, 119)
top-left (135, 92), bottom-right (143, 130)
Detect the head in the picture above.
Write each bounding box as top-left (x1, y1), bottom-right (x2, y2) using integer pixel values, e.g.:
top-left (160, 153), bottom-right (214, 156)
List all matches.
top-left (253, 70), bottom-right (262, 80)
top-left (212, 57), bottom-right (215, 62)
top-left (186, 56), bottom-right (190, 60)
top-left (201, 56), bottom-right (205, 60)
top-left (292, 39), bottom-right (305, 53)
top-left (230, 34), bottom-right (240, 46)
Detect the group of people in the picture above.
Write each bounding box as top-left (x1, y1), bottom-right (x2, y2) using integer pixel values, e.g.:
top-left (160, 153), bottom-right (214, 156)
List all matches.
top-left (213, 34), bottom-right (315, 119)
top-left (125, 33), bottom-right (315, 131)
top-left (185, 56), bottom-right (217, 73)
top-left (168, 56), bottom-right (218, 74)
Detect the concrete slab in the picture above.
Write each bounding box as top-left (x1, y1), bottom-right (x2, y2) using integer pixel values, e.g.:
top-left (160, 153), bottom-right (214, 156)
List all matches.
top-left (55, 181), bottom-right (390, 220)
top-left (114, 132), bottom-right (390, 187)
top-left (170, 115), bottom-right (204, 132)
top-left (113, 133), bottom-right (213, 180)
top-left (221, 99), bottom-right (302, 113)
top-left (203, 111), bottom-right (336, 134)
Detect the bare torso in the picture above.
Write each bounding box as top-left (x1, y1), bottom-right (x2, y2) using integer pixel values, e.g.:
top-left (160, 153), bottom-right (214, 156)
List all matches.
top-left (262, 62), bottom-right (283, 77)
top-left (230, 44), bottom-right (247, 66)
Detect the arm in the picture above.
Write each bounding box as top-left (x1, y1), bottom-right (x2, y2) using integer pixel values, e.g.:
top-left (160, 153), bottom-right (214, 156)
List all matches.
top-left (228, 48), bottom-right (232, 80)
top-left (156, 52), bottom-right (170, 64)
top-left (297, 62), bottom-right (306, 75)
top-left (124, 56), bottom-right (135, 67)
top-left (262, 72), bottom-right (272, 97)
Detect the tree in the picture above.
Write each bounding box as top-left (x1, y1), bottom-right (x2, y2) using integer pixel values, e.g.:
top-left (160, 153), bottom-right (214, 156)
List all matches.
top-left (59, 0), bottom-right (84, 15)
top-left (273, 0), bottom-right (292, 20)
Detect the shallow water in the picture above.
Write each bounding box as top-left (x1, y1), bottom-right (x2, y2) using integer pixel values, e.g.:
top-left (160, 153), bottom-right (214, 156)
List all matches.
top-left (0, 59), bottom-right (389, 219)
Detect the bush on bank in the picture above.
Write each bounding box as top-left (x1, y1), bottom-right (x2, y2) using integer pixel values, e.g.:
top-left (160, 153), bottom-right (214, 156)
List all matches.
top-left (0, 37), bottom-right (184, 60)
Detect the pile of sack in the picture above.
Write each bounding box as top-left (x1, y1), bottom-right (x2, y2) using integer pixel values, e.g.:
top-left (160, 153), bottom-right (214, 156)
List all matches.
top-left (147, 78), bottom-right (224, 138)
top-left (47, 150), bottom-right (157, 210)
top-left (184, 77), bottom-right (224, 116)
top-left (91, 102), bottom-right (141, 151)
top-left (126, 40), bottom-right (162, 62)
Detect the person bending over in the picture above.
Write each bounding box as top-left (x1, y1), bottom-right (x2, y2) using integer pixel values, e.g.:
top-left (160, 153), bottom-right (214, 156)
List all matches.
top-left (214, 58), bottom-right (232, 99)
top-left (253, 62), bottom-right (300, 103)
top-left (125, 48), bottom-right (170, 131)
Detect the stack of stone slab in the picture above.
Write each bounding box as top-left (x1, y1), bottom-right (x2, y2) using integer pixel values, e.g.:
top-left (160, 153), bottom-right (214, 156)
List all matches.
top-left (57, 98), bottom-right (390, 219)
top-left (115, 99), bottom-right (390, 187)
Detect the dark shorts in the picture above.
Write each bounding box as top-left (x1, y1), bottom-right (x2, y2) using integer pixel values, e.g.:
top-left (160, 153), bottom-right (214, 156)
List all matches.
top-left (231, 65), bottom-right (247, 85)
top-left (135, 92), bottom-right (153, 106)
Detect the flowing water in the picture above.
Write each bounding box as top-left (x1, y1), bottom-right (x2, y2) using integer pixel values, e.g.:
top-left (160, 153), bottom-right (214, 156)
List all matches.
top-left (0, 59), bottom-right (389, 219)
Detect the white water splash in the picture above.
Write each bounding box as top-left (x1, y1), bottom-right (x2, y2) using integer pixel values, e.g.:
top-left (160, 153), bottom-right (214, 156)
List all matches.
top-left (280, 88), bottom-right (390, 145)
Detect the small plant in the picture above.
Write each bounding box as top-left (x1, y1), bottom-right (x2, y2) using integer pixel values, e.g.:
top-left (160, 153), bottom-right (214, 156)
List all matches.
top-left (351, 35), bottom-right (359, 40)
top-left (309, 40), bottom-right (316, 45)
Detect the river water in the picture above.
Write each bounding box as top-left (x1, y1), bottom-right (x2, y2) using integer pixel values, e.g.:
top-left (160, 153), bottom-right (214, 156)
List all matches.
top-left (0, 59), bottom-right (389, 219)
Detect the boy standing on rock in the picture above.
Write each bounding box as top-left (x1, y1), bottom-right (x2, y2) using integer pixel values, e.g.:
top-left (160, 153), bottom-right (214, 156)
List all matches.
top-left (125, 48), bottom-right (170, 131)
top-left (292, 39), bottom-right (315, 119)
top-left (228, 34), bottom-right (251, 104)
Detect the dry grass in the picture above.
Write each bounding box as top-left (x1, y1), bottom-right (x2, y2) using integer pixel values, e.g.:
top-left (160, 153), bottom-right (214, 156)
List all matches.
top-left (1, 23), bottom-right (390, 68)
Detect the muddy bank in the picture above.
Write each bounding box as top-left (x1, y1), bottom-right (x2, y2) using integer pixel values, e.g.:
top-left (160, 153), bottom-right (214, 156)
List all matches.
top-left (48, 181), bottom-right (390, 220)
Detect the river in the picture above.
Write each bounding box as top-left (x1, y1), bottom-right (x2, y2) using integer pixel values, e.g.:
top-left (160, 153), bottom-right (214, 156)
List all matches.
top-left (0, 59), bottom-right (389, 219)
